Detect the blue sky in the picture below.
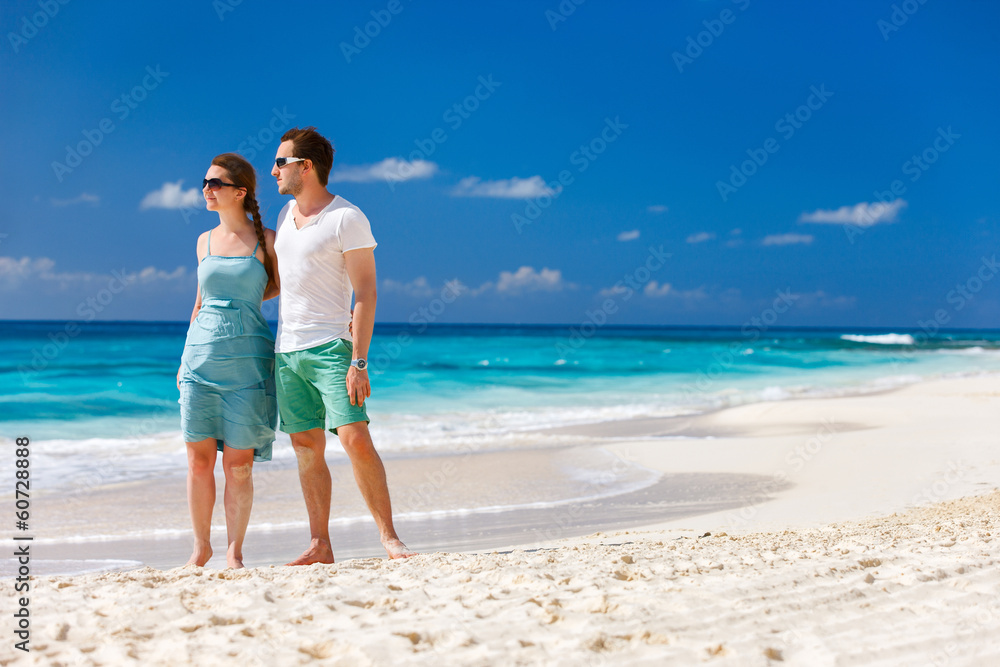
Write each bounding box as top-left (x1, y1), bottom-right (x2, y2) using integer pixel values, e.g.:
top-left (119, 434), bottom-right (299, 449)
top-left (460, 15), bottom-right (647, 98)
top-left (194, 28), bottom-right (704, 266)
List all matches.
top-left (2, 0), bottom-right (998, 327)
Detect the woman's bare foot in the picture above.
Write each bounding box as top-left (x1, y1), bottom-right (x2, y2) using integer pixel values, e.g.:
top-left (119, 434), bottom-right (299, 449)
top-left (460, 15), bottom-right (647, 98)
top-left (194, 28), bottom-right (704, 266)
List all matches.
top-left (186, 543), bottom-right (213, 567)
top-left (382, 537), bottom-right (416, 559)
top-left (285, 538), bottom-right (335, 566)
top-left (226, 557), bottom-right (245, 569)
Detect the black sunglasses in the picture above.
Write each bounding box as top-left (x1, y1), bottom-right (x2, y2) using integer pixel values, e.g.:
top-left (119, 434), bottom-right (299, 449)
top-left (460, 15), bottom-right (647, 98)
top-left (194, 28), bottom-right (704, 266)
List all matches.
top-left (203, 178), bottom-right (243, 191)
top-left (275, 156), bottom-right (306, 168)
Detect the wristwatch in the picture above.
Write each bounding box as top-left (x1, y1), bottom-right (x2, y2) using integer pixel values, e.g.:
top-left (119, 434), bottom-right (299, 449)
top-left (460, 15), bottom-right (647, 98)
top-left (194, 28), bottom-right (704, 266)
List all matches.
top-left (350, 358), bottom-right (368, 371)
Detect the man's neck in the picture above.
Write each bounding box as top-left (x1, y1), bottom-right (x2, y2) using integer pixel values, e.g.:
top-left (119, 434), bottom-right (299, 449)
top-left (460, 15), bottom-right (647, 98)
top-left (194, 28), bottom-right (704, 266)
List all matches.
top-left (294, 187), bottom-right (336, 217)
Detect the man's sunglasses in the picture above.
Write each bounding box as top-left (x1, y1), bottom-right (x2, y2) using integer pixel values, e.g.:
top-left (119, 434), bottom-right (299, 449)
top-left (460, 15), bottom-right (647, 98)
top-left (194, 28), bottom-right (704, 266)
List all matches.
top-left (275, 156), bottom-right (306, 168)
top-left (202, 178), bottom-right (243, 191)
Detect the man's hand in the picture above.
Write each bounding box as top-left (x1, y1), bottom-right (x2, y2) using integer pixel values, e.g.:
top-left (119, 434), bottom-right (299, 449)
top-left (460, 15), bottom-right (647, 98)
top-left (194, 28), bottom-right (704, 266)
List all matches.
top-left (346, 366), bottom-right (370, 406)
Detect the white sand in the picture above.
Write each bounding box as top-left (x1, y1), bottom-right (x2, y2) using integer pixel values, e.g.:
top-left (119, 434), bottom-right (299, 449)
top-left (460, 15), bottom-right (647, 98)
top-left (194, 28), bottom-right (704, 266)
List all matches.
top-left (6, 375), bottom-right (1000, 665)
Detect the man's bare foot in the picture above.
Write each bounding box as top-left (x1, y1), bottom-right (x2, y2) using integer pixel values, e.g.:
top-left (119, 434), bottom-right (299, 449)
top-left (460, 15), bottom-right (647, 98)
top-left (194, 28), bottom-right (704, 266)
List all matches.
top-left (382, 537), bottom-right (416, 559)
top-left (186, 544), bottom-right (212, 567)
top-left (226, 557), bottom-right (245, 569)
top-left (285, 538), bottom-right (335, 566)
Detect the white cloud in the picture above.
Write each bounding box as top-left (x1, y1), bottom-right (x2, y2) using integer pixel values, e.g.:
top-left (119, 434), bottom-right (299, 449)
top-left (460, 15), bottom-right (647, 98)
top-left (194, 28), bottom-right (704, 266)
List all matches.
top-left (729, 228), bottom-right (742, 235)
top-left (332, 158), bottom-right (438, 183)
top-left (598, 285), bottom-right (629, 298)
top-left (617, 230), bottom-right (640, 242)
top-left (799, 199), bottom-right (907, 227)
top-left (598, 281), bottom-right (706, 301)
top-left (495, 266), bottom-right (567, 294)
top-left (382, 276), bottom-right (436, 298)
top-left (385, 268), bottom-right (572, 299)
top-left (643, 281), bottom-right (672, 297)
top-left (140, 181), bottom-right (203, 210)
top-left (0, 256), bottom-right (189, 291)
top-left (686, 232), bottom-right (715, 244)
top-left (132, 266), bottom-right (188, 284)
top-left (450, 176), bottom-right (554, 199)
top-left (647, 205), bottom-right (668, 214)
top-left (762, 233), bottom-right (814, 246)
top-left (51, 193), bottom-right (99, 207)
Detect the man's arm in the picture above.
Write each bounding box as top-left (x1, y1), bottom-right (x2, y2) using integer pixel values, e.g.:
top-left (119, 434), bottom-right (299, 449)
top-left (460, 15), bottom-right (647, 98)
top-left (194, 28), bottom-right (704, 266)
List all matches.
top-left (263, 228), bottom-right (280, 300)
top-left (344, 247), bottom-right (377, 406)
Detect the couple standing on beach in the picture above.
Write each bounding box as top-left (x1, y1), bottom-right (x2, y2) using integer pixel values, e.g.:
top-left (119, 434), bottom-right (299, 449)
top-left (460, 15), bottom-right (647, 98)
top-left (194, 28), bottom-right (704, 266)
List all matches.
top-left (176, 127), bottom-right (413, 568)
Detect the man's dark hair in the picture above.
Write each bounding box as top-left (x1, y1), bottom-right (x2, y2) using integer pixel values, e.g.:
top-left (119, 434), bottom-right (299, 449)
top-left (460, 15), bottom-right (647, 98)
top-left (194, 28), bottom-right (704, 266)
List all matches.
top-left (281, 126), bottom-right (335, 186)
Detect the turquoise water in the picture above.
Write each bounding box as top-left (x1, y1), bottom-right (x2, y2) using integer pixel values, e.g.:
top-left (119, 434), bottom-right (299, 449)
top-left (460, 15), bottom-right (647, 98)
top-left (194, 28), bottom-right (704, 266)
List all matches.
top-left (6, 321), bottom-right (1000, 439)
top-left (4, 321), bottom-right (1000, 492)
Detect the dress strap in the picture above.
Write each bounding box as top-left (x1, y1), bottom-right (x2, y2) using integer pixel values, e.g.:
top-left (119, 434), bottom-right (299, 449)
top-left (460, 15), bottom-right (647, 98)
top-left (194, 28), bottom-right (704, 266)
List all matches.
top-left (207, 230), bottom-right (212, 256)
top-left (250, 239), bottom-right (259, 257)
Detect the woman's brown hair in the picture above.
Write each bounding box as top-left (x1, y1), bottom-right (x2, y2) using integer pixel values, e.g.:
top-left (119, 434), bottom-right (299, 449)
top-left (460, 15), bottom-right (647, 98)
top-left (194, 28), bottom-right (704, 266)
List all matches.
top-left (210, 153), bottom-right (274, 289)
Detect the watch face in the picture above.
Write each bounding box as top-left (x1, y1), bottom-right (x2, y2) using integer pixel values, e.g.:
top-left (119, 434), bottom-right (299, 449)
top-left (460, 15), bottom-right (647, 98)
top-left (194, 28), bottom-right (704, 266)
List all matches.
top-left (355, 359), bottom-right (367, 370)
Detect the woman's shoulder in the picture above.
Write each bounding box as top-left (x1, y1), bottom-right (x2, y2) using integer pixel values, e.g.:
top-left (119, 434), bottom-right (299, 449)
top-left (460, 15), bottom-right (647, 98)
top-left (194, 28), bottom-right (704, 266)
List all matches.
top-left (196, 230), bottom-right (212, 261)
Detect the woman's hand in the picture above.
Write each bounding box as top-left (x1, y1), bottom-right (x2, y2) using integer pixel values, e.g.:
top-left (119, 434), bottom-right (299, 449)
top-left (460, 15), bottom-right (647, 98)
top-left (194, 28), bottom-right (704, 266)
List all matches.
top-left (176, 366), bottom-right (183, 391)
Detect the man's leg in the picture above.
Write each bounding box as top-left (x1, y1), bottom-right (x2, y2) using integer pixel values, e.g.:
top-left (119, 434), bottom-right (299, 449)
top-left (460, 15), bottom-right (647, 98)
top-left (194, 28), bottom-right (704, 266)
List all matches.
top-left (286, 427), bottom-right (336, 565)
top-left (337, 421), bottom-right (415, 559)
top-left (221, 446), bottom-right (255, 569)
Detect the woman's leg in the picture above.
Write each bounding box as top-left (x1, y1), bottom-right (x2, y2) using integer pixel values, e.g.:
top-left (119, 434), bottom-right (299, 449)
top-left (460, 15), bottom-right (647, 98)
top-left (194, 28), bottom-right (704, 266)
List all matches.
top-left (186, 438), bottom-right (218, 566)
top-left (222, 446), bottom-right (255, 568)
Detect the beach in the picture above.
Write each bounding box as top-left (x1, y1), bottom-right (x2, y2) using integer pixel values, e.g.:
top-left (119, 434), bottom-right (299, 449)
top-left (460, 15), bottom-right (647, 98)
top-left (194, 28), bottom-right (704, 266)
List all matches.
top-left (6, 373), bottom-right (1000, 665)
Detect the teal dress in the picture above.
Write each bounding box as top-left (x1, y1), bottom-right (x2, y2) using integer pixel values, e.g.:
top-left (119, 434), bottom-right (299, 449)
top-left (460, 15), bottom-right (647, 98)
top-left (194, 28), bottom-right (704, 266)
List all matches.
top-left (179, 232), bottom-right (277, 461)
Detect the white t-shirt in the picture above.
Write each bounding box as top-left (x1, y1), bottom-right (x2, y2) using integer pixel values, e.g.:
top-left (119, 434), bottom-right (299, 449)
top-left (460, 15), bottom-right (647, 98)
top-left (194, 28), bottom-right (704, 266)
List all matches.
top-left (273, 196), bottom-right (377, 353)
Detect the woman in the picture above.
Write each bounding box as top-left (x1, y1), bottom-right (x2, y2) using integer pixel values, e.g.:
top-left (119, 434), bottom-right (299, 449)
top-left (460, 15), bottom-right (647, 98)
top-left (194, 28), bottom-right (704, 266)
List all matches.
top-left (176, 153), bottom-right (279, 568)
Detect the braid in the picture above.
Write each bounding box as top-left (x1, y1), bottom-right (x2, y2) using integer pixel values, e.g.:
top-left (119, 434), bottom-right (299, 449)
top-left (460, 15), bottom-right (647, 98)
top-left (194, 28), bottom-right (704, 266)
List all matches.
top-left (245, 196), bottom-right (273, 286)
top-left (210, 152), bottom-right (273, 288)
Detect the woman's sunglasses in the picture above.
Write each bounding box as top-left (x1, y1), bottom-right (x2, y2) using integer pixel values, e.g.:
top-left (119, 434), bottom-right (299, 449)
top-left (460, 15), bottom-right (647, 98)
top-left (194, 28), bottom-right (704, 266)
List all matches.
top-left (203, 178), bottom-right (243, 191)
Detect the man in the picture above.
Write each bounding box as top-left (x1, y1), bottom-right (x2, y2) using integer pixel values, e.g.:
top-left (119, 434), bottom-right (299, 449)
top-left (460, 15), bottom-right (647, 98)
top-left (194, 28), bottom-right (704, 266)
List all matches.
top-left (270, 126), bottom-right (413, 563)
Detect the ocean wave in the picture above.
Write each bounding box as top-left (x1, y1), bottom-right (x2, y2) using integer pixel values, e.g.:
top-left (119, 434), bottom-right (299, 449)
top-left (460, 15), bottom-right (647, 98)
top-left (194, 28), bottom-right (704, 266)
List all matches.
top-left (841, 333), bottom-right (916, 345)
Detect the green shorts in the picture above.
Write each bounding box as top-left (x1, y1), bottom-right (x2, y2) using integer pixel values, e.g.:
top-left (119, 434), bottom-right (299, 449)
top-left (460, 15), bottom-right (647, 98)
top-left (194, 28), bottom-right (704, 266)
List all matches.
top-left (275, 338), bottom-right (370, 435)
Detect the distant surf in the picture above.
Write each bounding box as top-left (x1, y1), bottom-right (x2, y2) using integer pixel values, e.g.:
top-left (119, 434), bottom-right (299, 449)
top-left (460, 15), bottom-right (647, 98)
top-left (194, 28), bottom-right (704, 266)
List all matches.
top-left (840, 333), bottom-right (916, 345)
